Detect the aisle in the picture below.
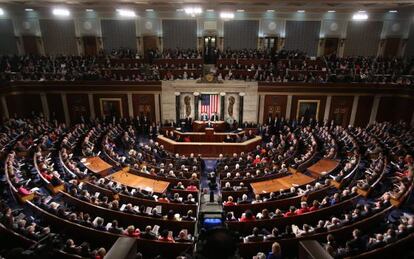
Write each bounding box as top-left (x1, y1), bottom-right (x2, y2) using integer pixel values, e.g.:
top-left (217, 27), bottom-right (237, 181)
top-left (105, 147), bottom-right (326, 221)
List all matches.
top-left (200, 159), bottom-right (220, 193)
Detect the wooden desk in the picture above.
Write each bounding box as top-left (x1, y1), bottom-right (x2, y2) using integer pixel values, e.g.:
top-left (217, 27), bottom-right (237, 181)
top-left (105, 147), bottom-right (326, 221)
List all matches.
top-left (171, 130), bottom-right (245, 143)
top-left (157, 135), bottom-right (262, 157)
top-left (193, 120), bottom-right (226, 132)
top-left (307, 159), bottom-right (339, 178)
top-left (250, 172), bottom-right (315, 195)
top-left (82, 157), bottom-right (112, 176)
top-left (108, 168), bottom-right (170, 193)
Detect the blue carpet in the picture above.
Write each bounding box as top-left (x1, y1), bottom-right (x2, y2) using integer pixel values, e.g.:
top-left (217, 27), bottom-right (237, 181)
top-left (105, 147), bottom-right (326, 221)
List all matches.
top-left (200, 159), bottom-right (219, 192)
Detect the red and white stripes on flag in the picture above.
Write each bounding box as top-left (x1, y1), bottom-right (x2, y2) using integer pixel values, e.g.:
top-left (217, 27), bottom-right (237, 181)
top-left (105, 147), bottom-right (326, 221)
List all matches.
top-left (200, 94), bottom-right (219, 117)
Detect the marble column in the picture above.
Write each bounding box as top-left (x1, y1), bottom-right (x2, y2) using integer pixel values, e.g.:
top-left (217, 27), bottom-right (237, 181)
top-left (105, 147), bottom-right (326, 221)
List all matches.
top-left (154, 93), bottom-right (160, 123)
top-left (88, 94), bottom-right (95, 120)
top-left (411, 110), bottom-right (414, 127)
top-left (194, 93), bottom-right (199, 121)
top-left (175, 92), bottom-right (180, 123)
top-left (220, 93), bottom-right (225, 121)
top-left (324, 95), bottom-right (332, 122)
top-left (349, 96), bottom-right (359, 126)
top-left (258, 94), bottom-right (265, 124)
top-left (127, 93), bottom-right (134, 118)
top-left (239, 93), bottom-right (245, 124)
top-left (286, 95), bottom-right (292, 119)
top-left (369, 95), bottom-right (381, 124)
top-left (1, 96), bottom-right (9, 119)
top-left (40, 93), bottom-right (49, 120)
top-left (61, 93), bottom-right (70, 125)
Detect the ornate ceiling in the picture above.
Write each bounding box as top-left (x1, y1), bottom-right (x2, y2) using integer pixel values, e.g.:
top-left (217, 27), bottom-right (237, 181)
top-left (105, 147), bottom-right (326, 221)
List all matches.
top-left (0, 0), bottom-right (413, 13)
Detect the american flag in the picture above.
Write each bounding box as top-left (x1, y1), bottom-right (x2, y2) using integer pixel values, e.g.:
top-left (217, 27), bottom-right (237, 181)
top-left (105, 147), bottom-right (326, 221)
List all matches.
top-left (200, 94), bottom-right (219, 117)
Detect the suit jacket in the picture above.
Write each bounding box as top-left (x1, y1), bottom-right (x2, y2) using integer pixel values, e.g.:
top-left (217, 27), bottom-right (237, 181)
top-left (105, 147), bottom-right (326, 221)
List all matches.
top-left (201, 114), bottom-right (209, 121)
top-left (211, 115), bottom-right (219, 121)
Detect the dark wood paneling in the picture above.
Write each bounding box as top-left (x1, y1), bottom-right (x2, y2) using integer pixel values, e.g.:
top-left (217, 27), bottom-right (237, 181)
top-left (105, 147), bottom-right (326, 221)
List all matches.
top-left (291, 95), bottom-right (327, 121)
top-left (329, 96), bottom-right (354, 127)
top-left (354, 96), bottom-right (373, 127)
top-left (143, 36), bottom-right (158, 61)
top-left (132, 94), bottom-right (155, 121)
top-left (6, 94), bottom-right (42, 118)
top-left (376, 97), bottom-right (413, 123)
top-left (0, 81), bottom-right (161, 95)
top-left (0, 97), bottom-right (3, 120)
top-left (383, 38), bottom-right (400, 58)
top-left (324, 38), bottom-right (339, 56)
top-left (46, 94), bottom-right (65, 122)
top-left (263, 95), bottom-right (287, 122)
top-left (22, 36), bottom-right (40, 55)
top-left (66, 94), bottom-right (89, 123)
top-left (82, 36), bottom-right (98, 56)
top-left (93, 94), bottom-right (128, 118)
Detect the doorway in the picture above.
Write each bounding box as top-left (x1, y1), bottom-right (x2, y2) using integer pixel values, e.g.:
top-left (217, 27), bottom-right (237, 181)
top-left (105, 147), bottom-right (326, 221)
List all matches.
top-left (383, 38), bottom-right (401, 57)
top-left (324, 38), bottom-right (339, 56)
top-left (82, 36), bottom-right (98, 56)
top-left (263, 37), bottom-right (278, 54)
top-left (22, 36), bottom-right (40, 55)
top-left (143, 36), bottom-right (158, 62)
top-left (203, 36), bottom-right (217, 64)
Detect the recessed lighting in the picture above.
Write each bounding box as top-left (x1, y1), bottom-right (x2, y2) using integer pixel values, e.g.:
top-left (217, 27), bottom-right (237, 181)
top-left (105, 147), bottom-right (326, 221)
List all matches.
top-left (353, 13), bottom-right (368, 20)
top-left (85, 9), bottom-right (94, 12)
top-left (184, 7), bottom-right (202, 16)
top-left (389, 10), bottom-right (398, 13)
top-left (358, 10), bottom-right (366, 13)
top-left (116, 9), bottom-right (136, 17)
top-left (0, 8), bottom-right (4, 16)
top-left (297, 10), bottom-right (305, 13)
top-left (220, 12), bottom-right (234, 19)
top-left (328, 10), bottom-right (336, 13)
top-left (237, 9), bottom-right (245, 12)
top-left (266, 10), bottom-right (275, 13)
top-left (176, 9), bottom-right (184, 12)
top-left (146, 9), bottom-right (154, 12)
top-left (206, 9), bottom-right (214, 12)
top-left (52, 8), bottom-right (70, 17)
top-left (25, 8), bottom-right (34, 12)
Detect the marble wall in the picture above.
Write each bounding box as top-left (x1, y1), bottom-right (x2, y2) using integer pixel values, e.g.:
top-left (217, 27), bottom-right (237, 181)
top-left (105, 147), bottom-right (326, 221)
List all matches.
top-left (161, 80), bottom-right (258, 124)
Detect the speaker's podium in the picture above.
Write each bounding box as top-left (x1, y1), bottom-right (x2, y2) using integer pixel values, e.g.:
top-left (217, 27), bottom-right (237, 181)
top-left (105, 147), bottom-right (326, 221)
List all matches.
top-left (205, 127), bottom-right (214, 142)
top-left (193, 120), bottom-right (226, 132)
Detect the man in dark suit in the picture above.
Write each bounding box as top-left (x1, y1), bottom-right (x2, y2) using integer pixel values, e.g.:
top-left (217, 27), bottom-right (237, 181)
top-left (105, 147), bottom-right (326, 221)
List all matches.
top-left (201, 113), bottom-right (209, 121)
top-left (211, 112), bottom-right (219, 121)
top-left (108, 220), bottom-right (124, 234)
top-left (141, 225), bottom-right (157, 240)
top-left (347, 229), bottom-right (366, 253)
top-left (267, 114), bottom-right (273, 125)
top-left (185, 116), bottom-right (192, 131)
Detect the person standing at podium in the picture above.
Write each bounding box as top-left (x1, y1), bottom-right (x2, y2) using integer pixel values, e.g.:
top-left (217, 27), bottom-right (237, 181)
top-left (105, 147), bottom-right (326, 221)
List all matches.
top-left (211, 112), bottom-right (219, 121)
top-left (201, 112), bottom-right (209, 121)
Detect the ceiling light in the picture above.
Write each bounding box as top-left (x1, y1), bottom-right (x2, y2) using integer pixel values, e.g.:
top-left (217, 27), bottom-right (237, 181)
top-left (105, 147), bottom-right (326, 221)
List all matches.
top-left (184, 7), bottom-right (202, 17)
top-left (220, 12), bottom-right (235, 19)
top-left (206, 9), bottom-right (214, 12)
top-left (176, 9), bottom-right (184, 12)
top-left (358, 10), bottom-right (366, 13)
top-left (237, 9), bottom-right (245, 12)
top-left (353, 13), bottom-right (368, 20)
top-left (297, 10), bottom-right (305, 13)
top-left (0, 8), bottom-right (4, 16)
top-left (52, 8), bottom-right (70, 17)
top-left (146, 9), bottom-right (154, 12)
top-left (328, 10), bottom-right (336, 13)
top-left (25, 8), bottom-right (34, 12)
top-left (116, 9), bottom-right (136, 17)
top-left (85, 9), bottom-right (94, 12)
top-left (266, 10), bottom-right (275, 13)
top-left (389, 10), bottom-right (398, 13)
